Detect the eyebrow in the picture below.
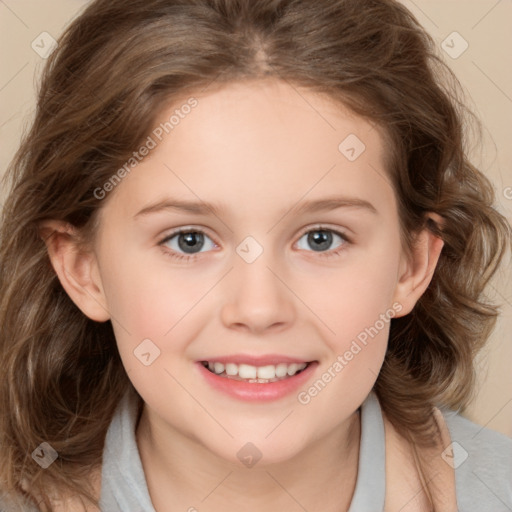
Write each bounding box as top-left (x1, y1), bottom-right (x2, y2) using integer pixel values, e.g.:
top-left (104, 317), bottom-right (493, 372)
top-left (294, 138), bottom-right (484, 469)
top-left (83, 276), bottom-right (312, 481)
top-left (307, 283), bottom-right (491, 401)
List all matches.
top-left (134, 195), bottom-right (378, 219)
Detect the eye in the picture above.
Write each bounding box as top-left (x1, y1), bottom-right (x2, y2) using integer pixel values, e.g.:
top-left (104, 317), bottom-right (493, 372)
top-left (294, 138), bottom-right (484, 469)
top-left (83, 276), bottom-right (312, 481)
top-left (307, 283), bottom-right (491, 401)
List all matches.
top-left (159, 229), bottom-right (216, 260)
top-left (296, 227), bottom-right (349, 256)
top-left (158, 226), bottom-right (350, 262)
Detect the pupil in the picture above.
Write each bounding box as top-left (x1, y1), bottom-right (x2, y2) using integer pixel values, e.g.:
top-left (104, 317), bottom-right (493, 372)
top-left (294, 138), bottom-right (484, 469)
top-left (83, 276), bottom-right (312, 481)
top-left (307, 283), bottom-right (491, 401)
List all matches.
top-left (178, 232), bottom-right (204, 253)
top-left (308, 231), bottom-right (332, 251)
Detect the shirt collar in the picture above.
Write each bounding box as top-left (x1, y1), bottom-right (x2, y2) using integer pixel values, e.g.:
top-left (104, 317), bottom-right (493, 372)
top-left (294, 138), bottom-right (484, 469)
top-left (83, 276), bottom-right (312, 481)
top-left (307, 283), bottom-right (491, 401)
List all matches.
top-left (101, 388), bottom-right (385, 512)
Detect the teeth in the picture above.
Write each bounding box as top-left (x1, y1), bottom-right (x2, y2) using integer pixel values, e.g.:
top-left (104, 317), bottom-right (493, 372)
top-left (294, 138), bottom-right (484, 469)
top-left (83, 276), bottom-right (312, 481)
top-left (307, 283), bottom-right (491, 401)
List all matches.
top-left (275, 363), bottom-right (288, 378)
top-left (287, 363), bottom-right (298, 376)
top-left (238, 364), bottom-right (257, 379)
top-left (257, 365), bottom-right (276, 379)
top-left (213, 362), bottom-right (225, 374)
top-left (203, 361), bottom-right (308, 381)
top-left (225, 363), bottom-right (238, 376)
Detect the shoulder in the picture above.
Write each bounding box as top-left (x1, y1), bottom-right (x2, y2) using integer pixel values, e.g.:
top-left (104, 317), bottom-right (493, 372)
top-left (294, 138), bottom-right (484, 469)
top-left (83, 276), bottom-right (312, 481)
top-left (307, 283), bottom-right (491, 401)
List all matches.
top-left (441, 408), bottom-right (512, 512)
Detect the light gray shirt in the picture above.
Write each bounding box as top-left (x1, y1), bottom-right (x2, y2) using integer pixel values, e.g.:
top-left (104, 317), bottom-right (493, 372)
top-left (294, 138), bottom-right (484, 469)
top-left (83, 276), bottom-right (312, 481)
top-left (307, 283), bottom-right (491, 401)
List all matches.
top-left (2, 389), bottom-right (511, 511)
top-left (99, 388), bottom-right (512, 511)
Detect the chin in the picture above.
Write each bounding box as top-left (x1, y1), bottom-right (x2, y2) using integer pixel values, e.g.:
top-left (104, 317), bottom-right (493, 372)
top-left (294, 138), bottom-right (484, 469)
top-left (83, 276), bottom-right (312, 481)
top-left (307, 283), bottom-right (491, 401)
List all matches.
top-left (199, 432), bottom-right (309, 469)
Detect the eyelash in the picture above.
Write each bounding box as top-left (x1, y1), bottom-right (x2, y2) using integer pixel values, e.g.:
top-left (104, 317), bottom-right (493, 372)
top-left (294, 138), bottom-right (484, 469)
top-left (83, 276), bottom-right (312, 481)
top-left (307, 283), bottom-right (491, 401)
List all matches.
top-left (158, 225), bottom-right (352, 262)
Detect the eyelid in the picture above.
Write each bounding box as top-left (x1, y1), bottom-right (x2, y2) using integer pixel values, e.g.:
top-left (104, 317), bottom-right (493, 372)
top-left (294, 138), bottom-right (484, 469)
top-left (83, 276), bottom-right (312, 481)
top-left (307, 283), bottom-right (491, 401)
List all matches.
top-left (295, 223), bottom-right (352, 243)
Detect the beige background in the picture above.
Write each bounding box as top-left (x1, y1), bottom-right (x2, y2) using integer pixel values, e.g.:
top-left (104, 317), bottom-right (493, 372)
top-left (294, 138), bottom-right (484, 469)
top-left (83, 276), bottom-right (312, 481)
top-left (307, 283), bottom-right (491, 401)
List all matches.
top-left (1, 1), bottom-right (511, 436)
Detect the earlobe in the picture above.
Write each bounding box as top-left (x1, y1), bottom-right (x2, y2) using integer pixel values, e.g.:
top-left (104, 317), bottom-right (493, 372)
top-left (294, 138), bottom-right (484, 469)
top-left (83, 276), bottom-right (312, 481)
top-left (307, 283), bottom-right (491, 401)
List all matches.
top-left (392, 214), bottom-right (444, 317)
top-left (39, 220), bottom-right (111, 322)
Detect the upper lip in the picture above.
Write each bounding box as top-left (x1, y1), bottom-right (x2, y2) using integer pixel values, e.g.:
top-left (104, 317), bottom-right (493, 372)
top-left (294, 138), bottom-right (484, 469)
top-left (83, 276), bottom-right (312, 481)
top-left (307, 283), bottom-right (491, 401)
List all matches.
top-left (198, 354), bottom-right (314, 366)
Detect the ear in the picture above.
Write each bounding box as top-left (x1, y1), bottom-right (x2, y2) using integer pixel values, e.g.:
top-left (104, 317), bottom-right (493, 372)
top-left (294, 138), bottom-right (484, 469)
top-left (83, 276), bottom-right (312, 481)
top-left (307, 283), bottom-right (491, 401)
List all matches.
top-left (392, 213), bottom-right (444, 317)
top-left (39, 220), bottom-right (111, 322)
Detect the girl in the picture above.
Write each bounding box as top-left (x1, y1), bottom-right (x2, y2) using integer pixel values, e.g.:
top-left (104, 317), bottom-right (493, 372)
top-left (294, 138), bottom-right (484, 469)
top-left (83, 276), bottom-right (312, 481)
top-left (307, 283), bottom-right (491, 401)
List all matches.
top-left (1, 0), bottom-right (511, 510)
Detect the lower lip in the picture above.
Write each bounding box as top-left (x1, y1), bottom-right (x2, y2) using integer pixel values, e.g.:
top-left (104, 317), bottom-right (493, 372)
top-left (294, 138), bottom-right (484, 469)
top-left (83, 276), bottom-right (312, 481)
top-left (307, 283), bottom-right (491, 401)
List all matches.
top-left (196, 362), bottom-right (318, 402)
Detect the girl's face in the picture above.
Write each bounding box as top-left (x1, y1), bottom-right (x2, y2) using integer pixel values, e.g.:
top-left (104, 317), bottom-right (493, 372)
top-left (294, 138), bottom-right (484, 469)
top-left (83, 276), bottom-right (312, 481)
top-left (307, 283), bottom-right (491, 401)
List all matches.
top-left (86, 79), bottom-right (424, 464)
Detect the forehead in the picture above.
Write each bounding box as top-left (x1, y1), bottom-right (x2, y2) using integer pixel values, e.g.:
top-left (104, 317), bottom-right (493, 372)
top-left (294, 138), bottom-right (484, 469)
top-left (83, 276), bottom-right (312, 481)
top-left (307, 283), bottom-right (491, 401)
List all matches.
top-left (168, 78), bottom-right (383, 159)
top-left (101, 78), bottom-right (395, 223)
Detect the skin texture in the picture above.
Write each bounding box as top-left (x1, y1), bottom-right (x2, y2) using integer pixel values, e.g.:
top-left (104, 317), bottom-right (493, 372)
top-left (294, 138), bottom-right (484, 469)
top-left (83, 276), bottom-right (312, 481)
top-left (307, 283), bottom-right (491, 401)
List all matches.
top-left (41, 78), bottom-right (444, 511)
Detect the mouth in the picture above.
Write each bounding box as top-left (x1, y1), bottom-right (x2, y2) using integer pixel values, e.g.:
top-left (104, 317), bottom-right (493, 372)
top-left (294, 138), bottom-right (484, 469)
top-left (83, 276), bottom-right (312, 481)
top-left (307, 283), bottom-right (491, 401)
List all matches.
top-left (197, 356), bottom-right (318, 402)
top-left (200, 360), bottom-right (311, 383)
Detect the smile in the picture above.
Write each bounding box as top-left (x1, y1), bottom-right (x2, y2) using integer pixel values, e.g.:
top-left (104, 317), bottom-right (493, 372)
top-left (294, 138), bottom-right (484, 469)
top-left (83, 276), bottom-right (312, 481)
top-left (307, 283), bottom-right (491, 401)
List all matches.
top-left (201, 361), bottom-right (310, 383)
top-left (197, 356), bottom-right (318, 402)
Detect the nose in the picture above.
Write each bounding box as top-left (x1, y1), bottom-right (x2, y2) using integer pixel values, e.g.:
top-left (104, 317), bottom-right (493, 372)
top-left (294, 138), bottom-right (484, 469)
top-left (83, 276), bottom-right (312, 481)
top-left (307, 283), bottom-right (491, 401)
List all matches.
top-left (220, 252), bottom-right (296, 335)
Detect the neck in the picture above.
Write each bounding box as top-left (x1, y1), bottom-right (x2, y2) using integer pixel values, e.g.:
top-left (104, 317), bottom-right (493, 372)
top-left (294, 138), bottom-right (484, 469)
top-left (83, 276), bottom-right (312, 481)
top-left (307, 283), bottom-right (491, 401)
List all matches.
top-left (136, 407), bottom-right (361, 512)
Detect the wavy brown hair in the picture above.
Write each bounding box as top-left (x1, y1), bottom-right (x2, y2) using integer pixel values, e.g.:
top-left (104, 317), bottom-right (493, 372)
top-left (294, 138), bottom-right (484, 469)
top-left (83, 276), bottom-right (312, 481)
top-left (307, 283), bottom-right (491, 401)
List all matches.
top-left (1, 0), bottom-right (510, 509)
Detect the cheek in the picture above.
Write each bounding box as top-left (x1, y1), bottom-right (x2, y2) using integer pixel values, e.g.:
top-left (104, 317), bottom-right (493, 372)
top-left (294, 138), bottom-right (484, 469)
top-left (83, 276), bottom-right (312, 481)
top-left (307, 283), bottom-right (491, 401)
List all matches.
top-left (301, 243), bottom-right (401, 347)
top-left (99, 242), bottom-right (207, 332)
top-left (99, 247), bottom-right (217, 374)
top-left (294, 238), bottom-right (401, 399)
